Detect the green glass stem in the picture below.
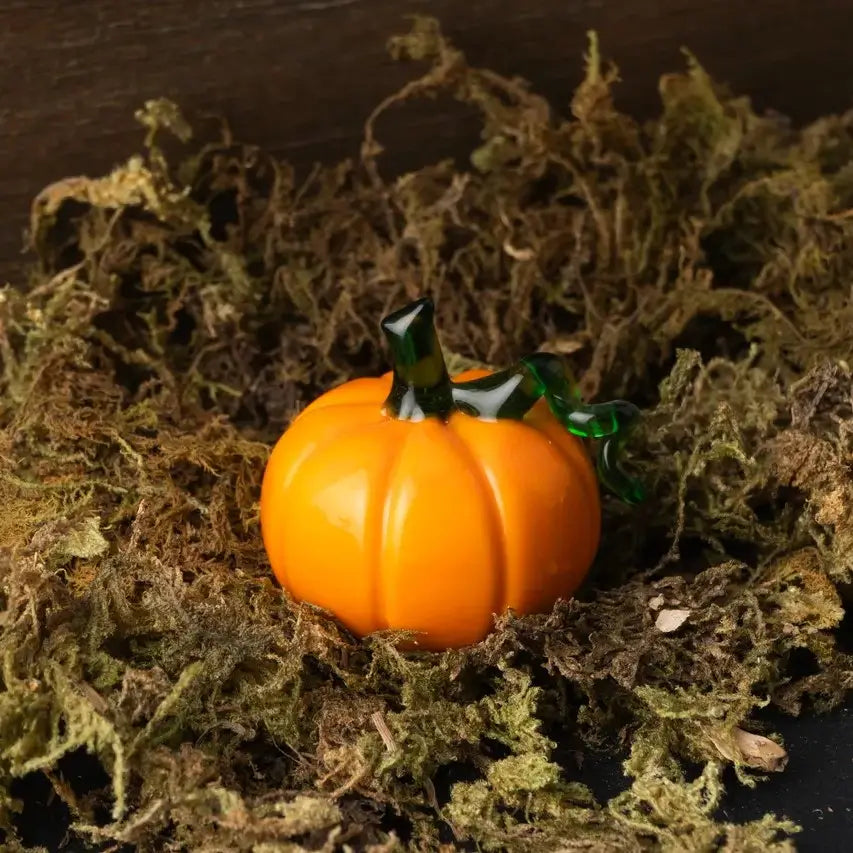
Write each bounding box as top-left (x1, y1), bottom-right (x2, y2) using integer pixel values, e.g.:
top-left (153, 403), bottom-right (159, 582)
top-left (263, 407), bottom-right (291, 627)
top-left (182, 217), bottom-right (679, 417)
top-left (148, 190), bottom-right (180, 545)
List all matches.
top-left (450, 361), bottom-right (549, 420)
top-left (381, 297), bottom-right (454, 420)
top-left (452, 353), bottom-right (644, 505)
top-left (598, 431), bottom-right (646, 506)
top-left (380, 298), bottom-right (645, 504)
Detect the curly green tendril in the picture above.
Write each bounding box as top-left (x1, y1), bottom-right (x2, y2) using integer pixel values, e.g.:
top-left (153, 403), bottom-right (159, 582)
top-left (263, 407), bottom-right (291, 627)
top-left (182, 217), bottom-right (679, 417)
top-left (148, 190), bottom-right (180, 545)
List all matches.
top-left (381, 297), bottom-right (645, 504)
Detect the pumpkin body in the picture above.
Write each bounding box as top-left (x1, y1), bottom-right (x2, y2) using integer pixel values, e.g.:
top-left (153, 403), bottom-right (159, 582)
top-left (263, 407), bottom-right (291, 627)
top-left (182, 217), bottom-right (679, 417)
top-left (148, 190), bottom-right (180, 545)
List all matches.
top-left (260, 369), bottom-right (601, 650)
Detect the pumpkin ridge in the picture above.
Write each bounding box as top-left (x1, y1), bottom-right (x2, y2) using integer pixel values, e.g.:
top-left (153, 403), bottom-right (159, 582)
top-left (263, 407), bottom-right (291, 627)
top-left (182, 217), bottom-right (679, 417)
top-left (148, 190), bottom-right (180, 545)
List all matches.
top-left (262, 406), bottom-right (389, 594)
top-left (446, 419), bottom-right (507, 623)
top-left (372, 425), bottom-right (410, 634)
top-left (280, 406), bottom-right (388, 494)
top-left (546, 431), bottom-right (598, 515)
top-left (531, 425), bottom-right (601, 568)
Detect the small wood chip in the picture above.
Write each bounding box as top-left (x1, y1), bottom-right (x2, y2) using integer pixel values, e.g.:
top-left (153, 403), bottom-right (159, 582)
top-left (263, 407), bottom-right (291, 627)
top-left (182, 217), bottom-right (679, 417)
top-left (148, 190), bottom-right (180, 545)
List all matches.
top-left (371, 711), bottom-right (397, 752)
top-left (710, 726), bottom-right (789, 772)
top-left (655, 608), bottom-right (690, 632)
top-left (551, 338), bottom-right (585, 354)
top-left (733, 728), bottom-right (788, 772)
top-left (648, 594), bottom-right (665, 610)
top-left (502, 240), bottom-right (535, 261)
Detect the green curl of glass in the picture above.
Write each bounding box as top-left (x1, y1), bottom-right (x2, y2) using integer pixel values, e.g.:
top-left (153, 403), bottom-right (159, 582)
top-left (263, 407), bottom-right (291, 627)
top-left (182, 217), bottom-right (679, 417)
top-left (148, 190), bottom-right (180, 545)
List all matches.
top-left (381, 297), bottom-right (645, 505)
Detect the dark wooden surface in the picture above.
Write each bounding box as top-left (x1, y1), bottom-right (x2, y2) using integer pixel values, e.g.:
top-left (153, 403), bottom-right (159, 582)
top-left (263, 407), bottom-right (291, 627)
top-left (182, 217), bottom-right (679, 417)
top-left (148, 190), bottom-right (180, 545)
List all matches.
top-left (3, 1), bottom-right (853, 282)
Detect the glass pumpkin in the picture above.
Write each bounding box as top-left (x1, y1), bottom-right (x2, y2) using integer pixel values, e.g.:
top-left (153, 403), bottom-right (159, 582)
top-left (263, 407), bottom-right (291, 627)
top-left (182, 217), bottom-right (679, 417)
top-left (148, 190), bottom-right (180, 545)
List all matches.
top-left (260, 298), bottom-right (641, 650)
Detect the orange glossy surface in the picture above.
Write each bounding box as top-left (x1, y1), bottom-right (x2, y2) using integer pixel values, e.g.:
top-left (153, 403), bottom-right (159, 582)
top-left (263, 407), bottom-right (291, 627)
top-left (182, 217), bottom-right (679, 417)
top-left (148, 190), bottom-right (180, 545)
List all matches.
top-left (259, 369), bottom-right (601, 650)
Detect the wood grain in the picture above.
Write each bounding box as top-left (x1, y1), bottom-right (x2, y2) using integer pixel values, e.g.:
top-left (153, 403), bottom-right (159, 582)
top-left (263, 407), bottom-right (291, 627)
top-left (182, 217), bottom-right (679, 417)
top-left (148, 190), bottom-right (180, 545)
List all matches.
top-left (2, 0), bottom-right (853, 281)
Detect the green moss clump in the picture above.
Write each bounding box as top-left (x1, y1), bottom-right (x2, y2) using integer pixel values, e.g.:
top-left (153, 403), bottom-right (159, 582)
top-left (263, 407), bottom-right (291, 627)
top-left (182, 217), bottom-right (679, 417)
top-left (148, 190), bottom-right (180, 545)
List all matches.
top-left (2, 15), bottom-right (853, 851)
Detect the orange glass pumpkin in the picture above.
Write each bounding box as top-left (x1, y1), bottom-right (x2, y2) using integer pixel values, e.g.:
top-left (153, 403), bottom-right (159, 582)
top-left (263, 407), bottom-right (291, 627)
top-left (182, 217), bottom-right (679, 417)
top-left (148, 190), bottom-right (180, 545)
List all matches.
top-left (260, 298), bottom-right (641, 650)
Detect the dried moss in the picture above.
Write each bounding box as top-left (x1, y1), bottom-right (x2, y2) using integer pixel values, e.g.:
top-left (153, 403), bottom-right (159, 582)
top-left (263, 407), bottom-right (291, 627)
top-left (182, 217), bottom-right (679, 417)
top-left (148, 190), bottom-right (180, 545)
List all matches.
top-left (2, 15), bottom-right (853, 851)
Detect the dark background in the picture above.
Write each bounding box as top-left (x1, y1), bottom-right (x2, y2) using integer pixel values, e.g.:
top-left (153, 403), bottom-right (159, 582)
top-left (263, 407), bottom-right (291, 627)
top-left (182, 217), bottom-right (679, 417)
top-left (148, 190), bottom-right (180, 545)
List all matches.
top-left (3, 0), bottom-right (853, 283)
top-left (2, 1), bottom-right (853, 849)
